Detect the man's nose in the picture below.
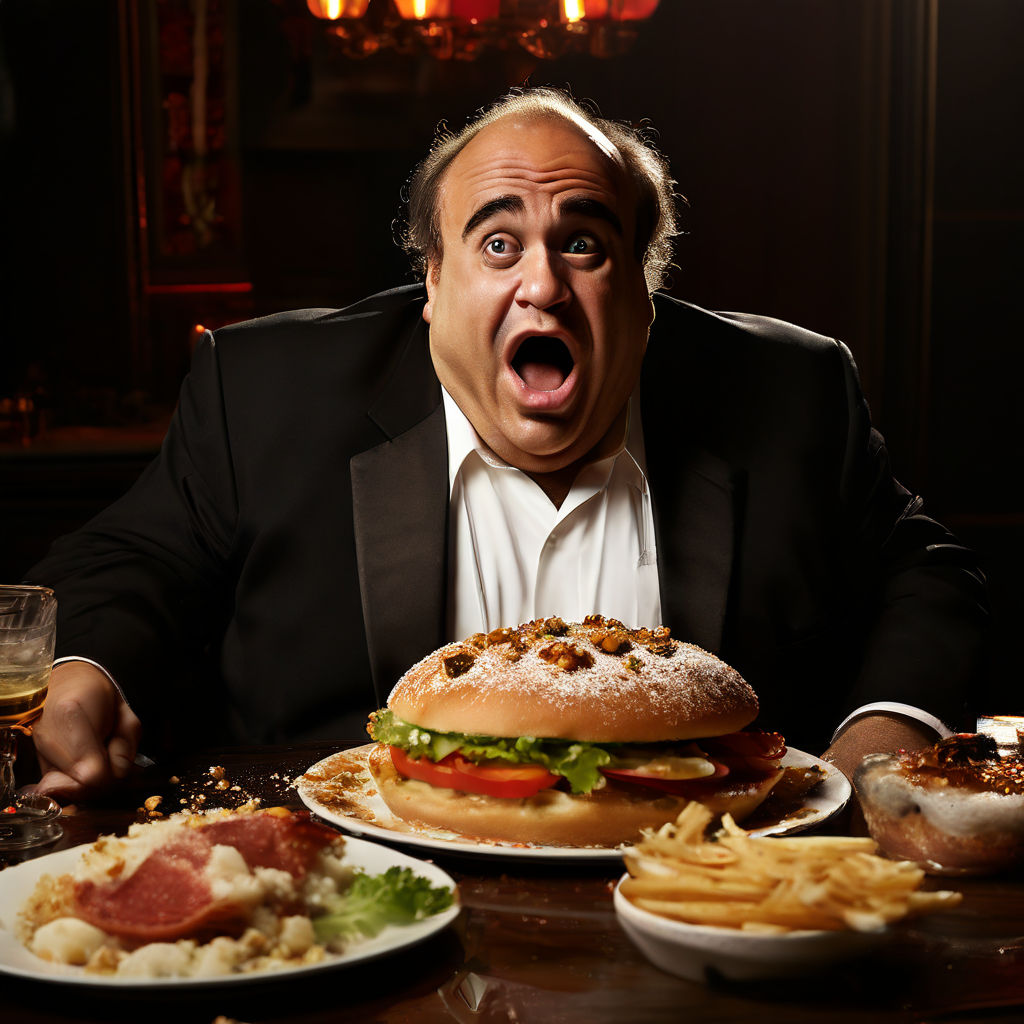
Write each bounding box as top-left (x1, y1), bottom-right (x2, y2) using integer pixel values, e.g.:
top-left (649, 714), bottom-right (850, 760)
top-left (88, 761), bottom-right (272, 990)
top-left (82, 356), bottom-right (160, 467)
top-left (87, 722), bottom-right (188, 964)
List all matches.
top-left (515, 248), bottom-right (571, 311)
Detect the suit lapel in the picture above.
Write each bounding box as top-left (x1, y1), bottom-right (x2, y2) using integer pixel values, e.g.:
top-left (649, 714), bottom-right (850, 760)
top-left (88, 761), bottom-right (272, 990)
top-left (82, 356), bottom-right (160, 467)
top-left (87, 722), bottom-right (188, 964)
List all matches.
top-left (642, 299), bottom-right (743, 654)
top-left (351, 318), bottom-right (448, 700)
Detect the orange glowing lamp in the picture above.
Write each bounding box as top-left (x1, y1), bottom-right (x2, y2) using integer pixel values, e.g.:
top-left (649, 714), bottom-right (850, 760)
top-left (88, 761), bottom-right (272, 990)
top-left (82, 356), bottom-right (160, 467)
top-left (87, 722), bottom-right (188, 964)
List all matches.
top-left (561, 0), bottom-right (605, 21)
top-left (561, 0), bottom-right (658, 20)
top-left (394, 0), bottom-right (451, 19)
top-left (305, 0), bottom-right (371, 18)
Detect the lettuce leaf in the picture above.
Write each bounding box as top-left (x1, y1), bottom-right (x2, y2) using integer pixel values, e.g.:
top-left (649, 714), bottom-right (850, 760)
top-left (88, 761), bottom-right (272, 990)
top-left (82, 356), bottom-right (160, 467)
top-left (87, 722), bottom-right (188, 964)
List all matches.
top-left (313, 866), bottom-right (454, 946)
top-left (368, 709), bottom-right (614, 794)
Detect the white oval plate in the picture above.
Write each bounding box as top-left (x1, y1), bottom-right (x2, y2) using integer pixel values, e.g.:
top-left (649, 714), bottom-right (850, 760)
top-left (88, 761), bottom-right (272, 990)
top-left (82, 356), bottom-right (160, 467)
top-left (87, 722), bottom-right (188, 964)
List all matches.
top-left (0, 836), bottom-right (459, 988)
top-left (295, 744), bottom-right (851, 861)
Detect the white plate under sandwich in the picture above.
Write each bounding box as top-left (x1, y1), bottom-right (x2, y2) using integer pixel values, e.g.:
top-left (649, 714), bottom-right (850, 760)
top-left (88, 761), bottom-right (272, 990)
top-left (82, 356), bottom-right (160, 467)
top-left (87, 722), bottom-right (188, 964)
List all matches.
top-left (295, 743), bottom-right (851, 861)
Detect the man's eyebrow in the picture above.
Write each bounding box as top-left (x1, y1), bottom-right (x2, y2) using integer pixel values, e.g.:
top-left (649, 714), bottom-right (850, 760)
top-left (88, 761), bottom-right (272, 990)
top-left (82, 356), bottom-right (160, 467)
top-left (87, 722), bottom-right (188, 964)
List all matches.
top-left (461, 195), bottom-right (526, 240)
top-left (558, 196), bottom-right (623, 236)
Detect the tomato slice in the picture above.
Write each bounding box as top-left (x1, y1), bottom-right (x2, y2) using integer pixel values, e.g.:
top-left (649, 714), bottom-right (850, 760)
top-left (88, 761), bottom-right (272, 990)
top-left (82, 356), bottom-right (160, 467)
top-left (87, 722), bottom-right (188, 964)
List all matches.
top-left (600, 732), bottom-right (786, 797)
top-left (703, 731), bottom-right (787, 760)
top-left (389, 747), bottom-right (559, 799)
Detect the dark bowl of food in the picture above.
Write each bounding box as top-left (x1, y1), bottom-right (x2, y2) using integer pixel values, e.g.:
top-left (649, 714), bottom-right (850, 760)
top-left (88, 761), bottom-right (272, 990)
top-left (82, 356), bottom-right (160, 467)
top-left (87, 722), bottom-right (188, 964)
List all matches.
top-left (853, 733), bottom-right (1024, 876)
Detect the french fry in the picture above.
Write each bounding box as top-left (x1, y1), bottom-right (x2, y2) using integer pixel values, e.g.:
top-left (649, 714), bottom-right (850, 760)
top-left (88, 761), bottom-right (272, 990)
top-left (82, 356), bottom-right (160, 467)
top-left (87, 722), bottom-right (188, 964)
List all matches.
top-left (621, 808), bottom-right (962, 933)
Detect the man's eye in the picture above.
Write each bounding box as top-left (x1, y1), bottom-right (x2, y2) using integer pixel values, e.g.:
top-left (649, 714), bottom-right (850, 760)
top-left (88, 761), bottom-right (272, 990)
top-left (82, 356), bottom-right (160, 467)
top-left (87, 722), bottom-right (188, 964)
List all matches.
top-left (565, 234), bottom-right (600, 255)
top-left (486, 237), bottom-right (518, 256)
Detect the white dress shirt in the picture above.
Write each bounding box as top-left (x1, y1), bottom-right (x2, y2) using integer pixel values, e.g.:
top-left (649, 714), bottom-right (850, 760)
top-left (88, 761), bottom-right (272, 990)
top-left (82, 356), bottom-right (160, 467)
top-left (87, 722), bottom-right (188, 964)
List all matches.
top-left (442, 387), bottom-right (662, 641)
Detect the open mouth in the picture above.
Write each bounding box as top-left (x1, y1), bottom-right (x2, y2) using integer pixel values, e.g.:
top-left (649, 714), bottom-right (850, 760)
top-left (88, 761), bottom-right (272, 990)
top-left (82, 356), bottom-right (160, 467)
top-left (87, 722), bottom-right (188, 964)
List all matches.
top-left (511, 337), bottom-right (575, 392)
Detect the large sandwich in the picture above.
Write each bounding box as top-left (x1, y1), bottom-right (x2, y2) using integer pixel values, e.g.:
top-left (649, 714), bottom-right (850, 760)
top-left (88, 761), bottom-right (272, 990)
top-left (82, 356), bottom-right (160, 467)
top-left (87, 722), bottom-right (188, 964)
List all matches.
top-left (366, 616), bottom-right (785, 847)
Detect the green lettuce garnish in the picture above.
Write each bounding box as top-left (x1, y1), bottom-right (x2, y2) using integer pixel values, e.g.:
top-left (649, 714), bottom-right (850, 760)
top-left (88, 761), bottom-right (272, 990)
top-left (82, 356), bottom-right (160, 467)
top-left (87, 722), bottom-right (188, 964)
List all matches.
top-left (368, 708), bottom-right (614, 794)
top-left (313, 866), bottom-right (454, 946)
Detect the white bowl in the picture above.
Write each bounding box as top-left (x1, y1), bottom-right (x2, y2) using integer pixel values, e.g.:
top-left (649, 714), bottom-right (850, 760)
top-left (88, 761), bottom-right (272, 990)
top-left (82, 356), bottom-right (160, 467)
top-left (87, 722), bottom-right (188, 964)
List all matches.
top-left (613, 875), bottom-right (887, 983)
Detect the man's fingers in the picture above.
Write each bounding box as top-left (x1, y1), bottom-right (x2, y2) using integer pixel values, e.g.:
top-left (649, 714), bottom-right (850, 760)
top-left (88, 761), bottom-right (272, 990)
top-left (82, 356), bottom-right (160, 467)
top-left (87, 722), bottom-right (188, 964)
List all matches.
top-left (107, 696), bottom-right (143, 778)
top-left (107, 737), bottom-right (136, 779)
top-left (116, 696), bottom-right (143, 748)
top-left (32, 768), bottom-right (88, 800)
top-left (34, 695), bottom-right (111, 789)
top-left (32, 662), bottom-right (137, 797)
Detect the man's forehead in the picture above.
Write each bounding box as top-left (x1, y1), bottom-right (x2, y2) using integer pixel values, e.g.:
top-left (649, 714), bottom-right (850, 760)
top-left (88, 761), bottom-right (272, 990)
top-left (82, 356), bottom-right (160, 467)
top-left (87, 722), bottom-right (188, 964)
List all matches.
top-left (440, 112), bottom-right (630, 223)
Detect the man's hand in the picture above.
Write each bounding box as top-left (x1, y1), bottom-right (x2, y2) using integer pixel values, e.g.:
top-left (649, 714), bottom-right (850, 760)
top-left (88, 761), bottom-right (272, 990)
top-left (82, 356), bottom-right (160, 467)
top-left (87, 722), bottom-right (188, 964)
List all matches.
top-left (30, 662), bottom-right (143, 799)
top-left (822, 712), bottom-right (937, 783)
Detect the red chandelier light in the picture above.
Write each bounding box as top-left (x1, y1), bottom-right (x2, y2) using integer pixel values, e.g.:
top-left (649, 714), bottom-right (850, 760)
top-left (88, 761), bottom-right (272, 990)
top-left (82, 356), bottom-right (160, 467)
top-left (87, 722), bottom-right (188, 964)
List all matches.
top-left (305, 0), bottom-right (661, 60)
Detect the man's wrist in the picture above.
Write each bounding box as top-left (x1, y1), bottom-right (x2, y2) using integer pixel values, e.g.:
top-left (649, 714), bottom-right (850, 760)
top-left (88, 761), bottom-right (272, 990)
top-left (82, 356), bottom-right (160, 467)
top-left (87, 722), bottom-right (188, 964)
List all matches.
top-left (823, 712), bottom-right (940, 784)
top-left (53, 656), bottom-right (128, 704)
top-left (831, 701), bottom-right (952, 746)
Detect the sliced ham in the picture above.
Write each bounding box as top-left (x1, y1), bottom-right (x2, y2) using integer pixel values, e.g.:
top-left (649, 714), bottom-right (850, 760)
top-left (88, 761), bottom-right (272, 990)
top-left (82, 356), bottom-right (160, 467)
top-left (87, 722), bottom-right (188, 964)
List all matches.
top-left (74, 834), bottom-right (219, 942)
top-left (200, 811), bottom-right (338, 878)
top-left (72, 809), bottom-right (338, 944)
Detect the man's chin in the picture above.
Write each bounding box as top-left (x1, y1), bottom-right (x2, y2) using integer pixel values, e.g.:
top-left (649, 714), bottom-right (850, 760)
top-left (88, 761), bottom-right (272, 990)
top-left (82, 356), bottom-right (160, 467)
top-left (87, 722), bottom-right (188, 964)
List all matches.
top-left (490, 430), bottom-right (603, 480)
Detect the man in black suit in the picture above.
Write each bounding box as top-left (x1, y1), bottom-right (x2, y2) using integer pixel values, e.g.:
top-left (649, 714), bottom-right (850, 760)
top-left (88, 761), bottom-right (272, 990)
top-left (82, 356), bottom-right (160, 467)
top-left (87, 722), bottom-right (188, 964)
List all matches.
top-left (27, 87), bottom-right (987, 800)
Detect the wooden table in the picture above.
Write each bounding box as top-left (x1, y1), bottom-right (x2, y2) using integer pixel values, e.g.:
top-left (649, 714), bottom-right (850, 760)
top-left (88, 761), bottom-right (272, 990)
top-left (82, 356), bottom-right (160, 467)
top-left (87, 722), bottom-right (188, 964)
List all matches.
top-left (2, 742), bottom-right (1022, 1024)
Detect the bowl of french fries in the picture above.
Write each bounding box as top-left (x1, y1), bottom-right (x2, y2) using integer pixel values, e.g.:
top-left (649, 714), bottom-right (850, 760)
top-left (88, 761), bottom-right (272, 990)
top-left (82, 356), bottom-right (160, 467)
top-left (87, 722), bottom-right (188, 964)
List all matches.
top-left (615, 804), bottom-right (961, 982)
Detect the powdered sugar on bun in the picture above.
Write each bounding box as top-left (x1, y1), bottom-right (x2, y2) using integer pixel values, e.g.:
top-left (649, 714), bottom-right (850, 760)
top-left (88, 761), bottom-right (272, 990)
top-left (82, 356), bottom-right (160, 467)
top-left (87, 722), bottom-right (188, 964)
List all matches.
top-left (387, 616), bottom-right (758, 743)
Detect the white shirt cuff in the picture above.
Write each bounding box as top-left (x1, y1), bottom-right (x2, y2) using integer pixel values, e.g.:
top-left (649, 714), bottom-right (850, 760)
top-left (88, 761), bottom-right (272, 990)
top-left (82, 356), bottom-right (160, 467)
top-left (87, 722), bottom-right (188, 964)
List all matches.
top-left (53, 655), bottom-right (128, 703)
top-left (831, 701), bottom-right (953, 745)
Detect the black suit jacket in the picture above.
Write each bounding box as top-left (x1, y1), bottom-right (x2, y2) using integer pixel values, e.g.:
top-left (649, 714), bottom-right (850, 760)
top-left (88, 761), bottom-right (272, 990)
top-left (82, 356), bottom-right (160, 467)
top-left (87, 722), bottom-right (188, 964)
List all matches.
top-left (28, 285), bottom-right (988, 753)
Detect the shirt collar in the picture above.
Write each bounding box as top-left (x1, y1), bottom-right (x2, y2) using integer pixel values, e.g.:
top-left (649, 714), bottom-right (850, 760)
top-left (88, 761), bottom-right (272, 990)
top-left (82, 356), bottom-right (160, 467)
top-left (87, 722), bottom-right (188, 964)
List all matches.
top-left (441, 386), bottom-right (648, 497)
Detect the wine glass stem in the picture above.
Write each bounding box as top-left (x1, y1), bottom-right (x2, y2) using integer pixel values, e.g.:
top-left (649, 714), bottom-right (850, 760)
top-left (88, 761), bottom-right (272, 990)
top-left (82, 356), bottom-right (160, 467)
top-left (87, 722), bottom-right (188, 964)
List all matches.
top-left (0, 728), bottom-right (17, 808)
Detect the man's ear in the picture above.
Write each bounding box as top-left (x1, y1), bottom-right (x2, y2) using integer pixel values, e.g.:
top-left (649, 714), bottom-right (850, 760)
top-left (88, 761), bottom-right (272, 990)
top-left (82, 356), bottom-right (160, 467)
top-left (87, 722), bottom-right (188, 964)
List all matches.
top-left (643, 293), bottom-right (655, 351)
top-left (422, 260), bottom-right (439, 324)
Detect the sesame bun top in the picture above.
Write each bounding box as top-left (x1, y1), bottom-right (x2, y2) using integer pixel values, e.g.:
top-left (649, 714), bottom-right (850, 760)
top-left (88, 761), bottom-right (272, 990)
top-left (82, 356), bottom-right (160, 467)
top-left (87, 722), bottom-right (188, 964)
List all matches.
top-left (387, 616), bottom-right (759, 743)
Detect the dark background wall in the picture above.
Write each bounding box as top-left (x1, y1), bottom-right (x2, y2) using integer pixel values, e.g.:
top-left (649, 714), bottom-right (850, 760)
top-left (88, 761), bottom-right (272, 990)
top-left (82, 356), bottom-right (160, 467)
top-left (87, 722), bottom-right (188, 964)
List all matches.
top-left (1, 0), bottom-right (1020, 712)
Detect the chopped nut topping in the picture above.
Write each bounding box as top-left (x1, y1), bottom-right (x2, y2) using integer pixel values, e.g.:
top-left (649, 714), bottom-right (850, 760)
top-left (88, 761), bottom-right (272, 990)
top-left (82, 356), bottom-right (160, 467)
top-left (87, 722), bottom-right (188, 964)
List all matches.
top-left (486, 627), bottom-right (516, 646)
top-left (591, 629), bottom-right (632, 655)
top-left (528, 616), bottom-right (569, 638)
top-left (538, 641), bottom-right (595, 672)
top-left (633, 626), bottom-right (676, 656)
top-left (442, 650), bottom-right (477, 678)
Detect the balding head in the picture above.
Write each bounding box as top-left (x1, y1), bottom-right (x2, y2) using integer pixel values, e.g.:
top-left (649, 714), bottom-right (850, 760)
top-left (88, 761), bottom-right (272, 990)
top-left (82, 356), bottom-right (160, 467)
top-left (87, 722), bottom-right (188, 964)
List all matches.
top-left (400, 86), bottom-right (679, 294)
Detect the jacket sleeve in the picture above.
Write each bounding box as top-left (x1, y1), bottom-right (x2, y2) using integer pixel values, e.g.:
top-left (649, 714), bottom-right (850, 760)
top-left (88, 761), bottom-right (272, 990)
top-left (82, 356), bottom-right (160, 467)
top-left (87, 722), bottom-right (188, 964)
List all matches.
top-left (835, 341), bottom-right (989, 731)
top-left (24, 332), bottom-right (237, 725)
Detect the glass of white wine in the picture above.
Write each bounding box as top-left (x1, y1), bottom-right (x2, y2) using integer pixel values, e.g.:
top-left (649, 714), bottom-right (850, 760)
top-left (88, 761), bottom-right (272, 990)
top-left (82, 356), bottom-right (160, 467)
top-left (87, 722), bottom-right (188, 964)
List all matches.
top-left (0, 585), bottom-right (62, 851)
